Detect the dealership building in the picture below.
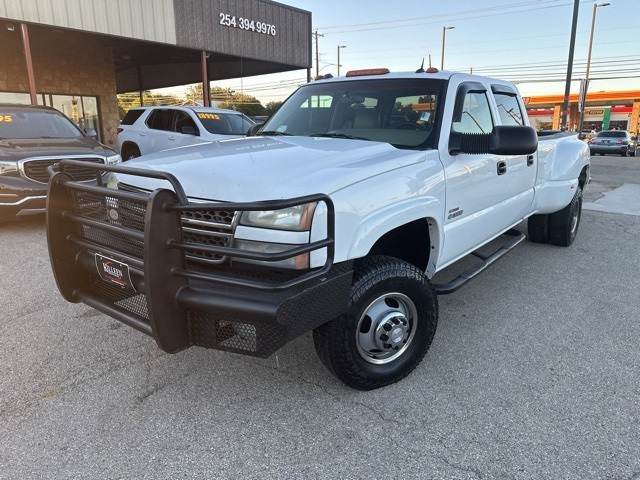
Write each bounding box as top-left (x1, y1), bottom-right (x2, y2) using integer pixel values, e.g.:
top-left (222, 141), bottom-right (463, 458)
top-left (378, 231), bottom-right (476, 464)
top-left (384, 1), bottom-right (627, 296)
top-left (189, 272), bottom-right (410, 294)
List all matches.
top-left (0, 0), bottom-right (311, 147)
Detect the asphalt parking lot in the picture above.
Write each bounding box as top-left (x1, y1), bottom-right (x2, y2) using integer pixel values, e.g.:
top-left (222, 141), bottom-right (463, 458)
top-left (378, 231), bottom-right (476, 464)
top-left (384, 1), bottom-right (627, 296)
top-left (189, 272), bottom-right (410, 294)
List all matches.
top-left (1, 155), bottom-right (639, 479)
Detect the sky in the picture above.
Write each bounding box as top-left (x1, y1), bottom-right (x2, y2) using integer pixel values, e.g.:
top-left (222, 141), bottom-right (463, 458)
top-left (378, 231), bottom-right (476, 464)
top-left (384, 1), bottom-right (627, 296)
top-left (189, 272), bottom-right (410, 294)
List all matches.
top-left (160, 0), bottom-right (640, 104)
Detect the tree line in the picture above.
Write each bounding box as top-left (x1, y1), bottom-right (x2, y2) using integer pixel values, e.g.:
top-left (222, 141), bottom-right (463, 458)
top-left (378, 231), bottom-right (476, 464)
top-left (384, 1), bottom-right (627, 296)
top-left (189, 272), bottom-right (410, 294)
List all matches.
top-left (117, 84), bottom-right (282, 119)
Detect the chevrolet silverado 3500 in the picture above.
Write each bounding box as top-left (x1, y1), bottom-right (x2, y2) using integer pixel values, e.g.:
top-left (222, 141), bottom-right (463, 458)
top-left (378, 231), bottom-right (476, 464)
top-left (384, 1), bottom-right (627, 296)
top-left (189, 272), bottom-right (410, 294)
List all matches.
top-left (47, 69), bottom-right (589, 390)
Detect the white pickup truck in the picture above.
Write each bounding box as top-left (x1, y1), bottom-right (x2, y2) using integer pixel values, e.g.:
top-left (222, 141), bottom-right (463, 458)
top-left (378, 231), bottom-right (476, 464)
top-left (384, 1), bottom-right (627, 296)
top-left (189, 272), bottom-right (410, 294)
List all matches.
top-left (47, 69), bottom-right (589, 390)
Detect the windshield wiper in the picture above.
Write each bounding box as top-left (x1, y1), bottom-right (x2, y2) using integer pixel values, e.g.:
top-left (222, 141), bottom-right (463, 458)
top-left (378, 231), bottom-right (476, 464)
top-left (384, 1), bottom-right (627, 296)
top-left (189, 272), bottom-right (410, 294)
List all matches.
top-left (313, 133), bottom-right (371, 141)
top-left (257, 130), bottom-right (292, 136)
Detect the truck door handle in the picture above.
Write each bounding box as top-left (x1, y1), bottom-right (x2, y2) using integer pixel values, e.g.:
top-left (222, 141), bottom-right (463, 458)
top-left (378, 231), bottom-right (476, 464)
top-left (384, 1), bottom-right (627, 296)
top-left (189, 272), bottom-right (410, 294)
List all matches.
top-left (497, 161), bottom-right (507, 175)
top-left (168, 136), bottom-right (176, 141)
top-left (140, 132), bottom-right (147, 136)
top-left (527, 155), bottom-right (534, 166)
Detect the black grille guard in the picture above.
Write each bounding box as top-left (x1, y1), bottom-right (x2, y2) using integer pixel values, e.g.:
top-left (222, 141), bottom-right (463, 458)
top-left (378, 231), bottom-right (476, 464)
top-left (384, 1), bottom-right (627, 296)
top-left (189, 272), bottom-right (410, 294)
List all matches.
top-left (46, 160), bottom-right (342, 355)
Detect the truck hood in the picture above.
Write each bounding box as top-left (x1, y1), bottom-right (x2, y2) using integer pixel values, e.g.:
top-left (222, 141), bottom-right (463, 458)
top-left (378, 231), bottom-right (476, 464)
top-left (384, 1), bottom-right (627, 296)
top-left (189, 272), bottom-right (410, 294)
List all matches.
top-left (0, 137), bottom-right (115, 161)
top-left (118, 136), bottom-right (428, 201)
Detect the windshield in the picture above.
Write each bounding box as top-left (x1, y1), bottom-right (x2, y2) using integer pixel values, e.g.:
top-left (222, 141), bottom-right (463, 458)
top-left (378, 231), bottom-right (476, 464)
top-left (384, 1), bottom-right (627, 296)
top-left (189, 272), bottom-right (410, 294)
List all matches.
top-left (195, 112), bottom-right (255, 135)
top-left (261, 78), bottom-right (444, 149)
top-left (0, 109), bottom-right (83, 139)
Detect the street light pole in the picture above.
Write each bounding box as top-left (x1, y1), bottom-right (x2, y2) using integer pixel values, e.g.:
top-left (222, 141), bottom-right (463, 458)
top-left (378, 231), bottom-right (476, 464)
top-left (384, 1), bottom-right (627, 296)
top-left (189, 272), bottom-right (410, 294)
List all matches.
top-left (441, 26), bottom-right (454, 70)
top-left (337, 45), bottom-right (346, 76)
top-left (577, 2), bottom-right (610, 135)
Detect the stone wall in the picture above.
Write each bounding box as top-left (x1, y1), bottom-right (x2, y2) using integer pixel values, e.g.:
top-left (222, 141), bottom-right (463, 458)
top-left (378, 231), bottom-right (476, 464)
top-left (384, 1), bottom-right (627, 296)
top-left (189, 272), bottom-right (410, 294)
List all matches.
top-left (0, 26), bottom-right (120, 148)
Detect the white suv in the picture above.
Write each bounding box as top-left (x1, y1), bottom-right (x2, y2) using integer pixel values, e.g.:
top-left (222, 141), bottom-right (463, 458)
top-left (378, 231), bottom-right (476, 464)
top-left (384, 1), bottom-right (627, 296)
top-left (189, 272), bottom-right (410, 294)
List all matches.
top-left (117, 106), bottom-right (255, 159)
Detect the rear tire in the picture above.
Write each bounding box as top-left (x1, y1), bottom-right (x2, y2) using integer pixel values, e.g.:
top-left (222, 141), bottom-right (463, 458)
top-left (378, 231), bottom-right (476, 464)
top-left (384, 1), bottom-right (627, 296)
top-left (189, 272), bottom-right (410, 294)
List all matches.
top-left (313, 256), bottom-right (438, 390)
top-left (621, 151), bottom-right (627, 157)
top-left (527, 214), bottom-right (550, 244)
top-left (122, 146), bottom-right (141, 161)
top-left (548, 186), bottom-right (583, 247)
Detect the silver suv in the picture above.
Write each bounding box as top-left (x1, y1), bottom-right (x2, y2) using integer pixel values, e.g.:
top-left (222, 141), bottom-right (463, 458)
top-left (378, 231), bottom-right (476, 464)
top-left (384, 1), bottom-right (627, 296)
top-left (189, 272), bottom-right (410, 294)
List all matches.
top-left (117, 106), bottom-right (255, 159)
top-left (588, 130), bottom-right (637, 157)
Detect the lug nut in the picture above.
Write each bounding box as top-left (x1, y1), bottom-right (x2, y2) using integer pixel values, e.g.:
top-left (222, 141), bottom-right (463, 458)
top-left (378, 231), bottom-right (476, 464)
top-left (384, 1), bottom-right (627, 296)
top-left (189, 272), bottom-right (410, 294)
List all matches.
top-left (380, 334), bottom-right (389, 341)
top-left (383, 343), bottom-right (392, 349)
top-left (383, 324), bottom-right (392, 331)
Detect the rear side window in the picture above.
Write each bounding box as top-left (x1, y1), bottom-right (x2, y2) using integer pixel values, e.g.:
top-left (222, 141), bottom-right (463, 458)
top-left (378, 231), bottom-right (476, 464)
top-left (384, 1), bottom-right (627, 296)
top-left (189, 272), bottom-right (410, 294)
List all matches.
top-left (146, 109), bottom-right (174, 131)
top-left (494, 93), bottom-right (524, 126)
top-left (121, 109), bottom-right (144, 125)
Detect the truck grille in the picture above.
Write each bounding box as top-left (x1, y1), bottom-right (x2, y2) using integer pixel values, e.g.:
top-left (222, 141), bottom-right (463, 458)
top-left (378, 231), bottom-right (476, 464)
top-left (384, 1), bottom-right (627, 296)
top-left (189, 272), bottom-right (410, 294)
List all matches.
top-left (23, 157), bottom-right (105, 183)
top-left (118, 184), bottom-right (236, 265)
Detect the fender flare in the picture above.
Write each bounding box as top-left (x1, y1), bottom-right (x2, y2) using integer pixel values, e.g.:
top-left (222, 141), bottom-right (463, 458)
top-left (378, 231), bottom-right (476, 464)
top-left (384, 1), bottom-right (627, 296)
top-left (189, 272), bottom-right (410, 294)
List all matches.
top-left (348, 196), bottom-right (444, 277)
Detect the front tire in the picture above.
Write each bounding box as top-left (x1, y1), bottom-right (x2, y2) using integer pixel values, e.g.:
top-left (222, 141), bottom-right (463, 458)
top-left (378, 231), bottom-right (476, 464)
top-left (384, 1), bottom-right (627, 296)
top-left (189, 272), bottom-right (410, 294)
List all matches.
top-left (313, 256), bottom-right (438, 390)
top-left (548, 186), bottom-right (583, 247)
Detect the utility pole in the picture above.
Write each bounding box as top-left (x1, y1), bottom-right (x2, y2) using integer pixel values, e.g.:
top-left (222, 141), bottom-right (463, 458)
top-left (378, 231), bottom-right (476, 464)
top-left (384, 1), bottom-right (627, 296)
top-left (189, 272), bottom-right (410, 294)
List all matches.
top-left (337, 45), bottom-right (346, 76)
top-left (577, 2), bottom-right (610, 136)
top-left (312, 29), bottom-right (324, 78)
top-left (560, 0), bottom-right (580, 131)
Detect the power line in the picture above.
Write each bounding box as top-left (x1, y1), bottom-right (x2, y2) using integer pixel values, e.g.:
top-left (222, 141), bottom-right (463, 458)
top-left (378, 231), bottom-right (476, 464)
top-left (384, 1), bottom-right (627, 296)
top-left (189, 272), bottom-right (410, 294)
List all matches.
top-left (319, 1), bottom-right (593, 35)
top-left (318, 0), bottom-right (562, 30)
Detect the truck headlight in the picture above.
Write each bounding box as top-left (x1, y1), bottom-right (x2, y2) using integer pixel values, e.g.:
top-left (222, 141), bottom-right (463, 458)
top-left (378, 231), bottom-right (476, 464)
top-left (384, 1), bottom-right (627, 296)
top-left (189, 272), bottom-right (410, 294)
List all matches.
top-left (239, 202), bottom-right (317, 231)
top-left (233, 239), bottom-right (309, 270)
top-left (105, 154), bottom-right (122, 165)
top-left (0, 160), bottom-right (18, 176)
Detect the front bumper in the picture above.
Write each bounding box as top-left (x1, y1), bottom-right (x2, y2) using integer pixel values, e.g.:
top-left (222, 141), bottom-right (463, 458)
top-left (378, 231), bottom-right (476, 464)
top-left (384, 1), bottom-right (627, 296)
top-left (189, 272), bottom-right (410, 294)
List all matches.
top-left (47, 161), bottom-right (348, 357)
top-left (0, 176), bottom-right (47, 216)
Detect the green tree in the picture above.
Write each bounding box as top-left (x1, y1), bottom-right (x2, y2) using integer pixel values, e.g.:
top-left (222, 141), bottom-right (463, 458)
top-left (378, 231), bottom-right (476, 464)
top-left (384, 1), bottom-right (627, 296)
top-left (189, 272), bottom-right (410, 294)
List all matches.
top-left (264, 101), bottom-right (283, 116)
top-left (117, 91), bottom-right (182, 119)
top-left (219, 92), bottom-right (266, 117)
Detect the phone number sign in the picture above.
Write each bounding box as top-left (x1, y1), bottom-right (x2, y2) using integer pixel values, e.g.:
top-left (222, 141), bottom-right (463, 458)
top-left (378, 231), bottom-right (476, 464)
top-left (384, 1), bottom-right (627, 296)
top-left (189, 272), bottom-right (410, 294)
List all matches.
top-left (219, 12), bottom-right (277, 36)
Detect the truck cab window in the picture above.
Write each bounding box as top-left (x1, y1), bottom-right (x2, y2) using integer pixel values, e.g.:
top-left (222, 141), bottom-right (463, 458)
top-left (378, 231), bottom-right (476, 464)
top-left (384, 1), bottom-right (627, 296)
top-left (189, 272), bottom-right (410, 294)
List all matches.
top-left (494, 93), bottom-right (524, 126)
top-left (452, 92), bottom-right (493, 134)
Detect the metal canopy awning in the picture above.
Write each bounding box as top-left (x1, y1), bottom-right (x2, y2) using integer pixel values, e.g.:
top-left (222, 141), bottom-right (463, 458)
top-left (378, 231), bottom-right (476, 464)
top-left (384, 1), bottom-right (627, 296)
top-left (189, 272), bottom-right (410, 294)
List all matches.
top-left (19, 25), bottom-right (304, 93)
top-left (112, 41), bottom-right (302, 93)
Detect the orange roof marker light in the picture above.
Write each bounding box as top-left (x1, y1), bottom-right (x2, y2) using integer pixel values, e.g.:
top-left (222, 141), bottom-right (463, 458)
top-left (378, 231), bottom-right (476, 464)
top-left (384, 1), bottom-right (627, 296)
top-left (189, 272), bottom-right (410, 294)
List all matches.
top-left (346, 68), bottom-right (390, 77)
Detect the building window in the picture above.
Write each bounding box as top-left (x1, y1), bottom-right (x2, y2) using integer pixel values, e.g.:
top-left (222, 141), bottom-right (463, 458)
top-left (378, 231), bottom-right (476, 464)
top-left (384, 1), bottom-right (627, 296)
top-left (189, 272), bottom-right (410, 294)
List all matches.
top-left (0, 91), bottom-right (102, 142)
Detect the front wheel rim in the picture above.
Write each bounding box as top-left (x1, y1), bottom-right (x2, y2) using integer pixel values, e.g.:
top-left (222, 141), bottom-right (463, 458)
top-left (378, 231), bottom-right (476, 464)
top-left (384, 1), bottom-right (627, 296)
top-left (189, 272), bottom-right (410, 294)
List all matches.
top-left (355, 292), bottom-right (418, 365)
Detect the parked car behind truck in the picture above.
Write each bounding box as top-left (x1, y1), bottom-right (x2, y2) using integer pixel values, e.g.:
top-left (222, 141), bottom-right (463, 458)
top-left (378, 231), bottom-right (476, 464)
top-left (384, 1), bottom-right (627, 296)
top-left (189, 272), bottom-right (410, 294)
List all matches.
top-left (589, 130), bottom-right (637, 157)
top-left (117, 106), bottom-right (255, 159)
top-left (47, 69), bottom-right (589, 390)
top-left (0, 104), bottom-right (120, 220)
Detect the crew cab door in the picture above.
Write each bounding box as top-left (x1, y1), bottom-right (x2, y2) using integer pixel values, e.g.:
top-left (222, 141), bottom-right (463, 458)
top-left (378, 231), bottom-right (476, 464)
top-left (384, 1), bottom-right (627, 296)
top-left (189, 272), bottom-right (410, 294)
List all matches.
top-left (437, 81), bottom-right (516, 267)
top-left (490, 84), bottom-right (536, 222)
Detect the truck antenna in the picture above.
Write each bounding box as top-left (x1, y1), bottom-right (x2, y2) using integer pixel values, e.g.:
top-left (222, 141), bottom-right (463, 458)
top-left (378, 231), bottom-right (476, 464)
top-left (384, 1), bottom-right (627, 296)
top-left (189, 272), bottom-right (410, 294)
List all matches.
top-left (415, 58), bottom-right (425, 73)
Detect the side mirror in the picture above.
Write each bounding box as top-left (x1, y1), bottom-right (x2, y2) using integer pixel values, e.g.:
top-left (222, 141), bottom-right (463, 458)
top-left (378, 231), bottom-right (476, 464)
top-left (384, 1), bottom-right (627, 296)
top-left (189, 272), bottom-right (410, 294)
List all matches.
top-left (181, 126), bottom-right (198, 135)
top-left (84, 128), bottom-right (97, 138)
top-left (449, 125), bottom-right (538, 156)
top-left (489, 125), bottom-right (538, 155)
top-left (246, 123), bottom-right (264, 137)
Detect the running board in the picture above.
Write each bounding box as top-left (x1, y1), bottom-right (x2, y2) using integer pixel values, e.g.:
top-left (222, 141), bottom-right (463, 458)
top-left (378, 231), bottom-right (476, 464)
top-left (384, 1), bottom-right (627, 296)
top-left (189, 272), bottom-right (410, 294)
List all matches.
top-left (434, 229), bottom-right (526, 295)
